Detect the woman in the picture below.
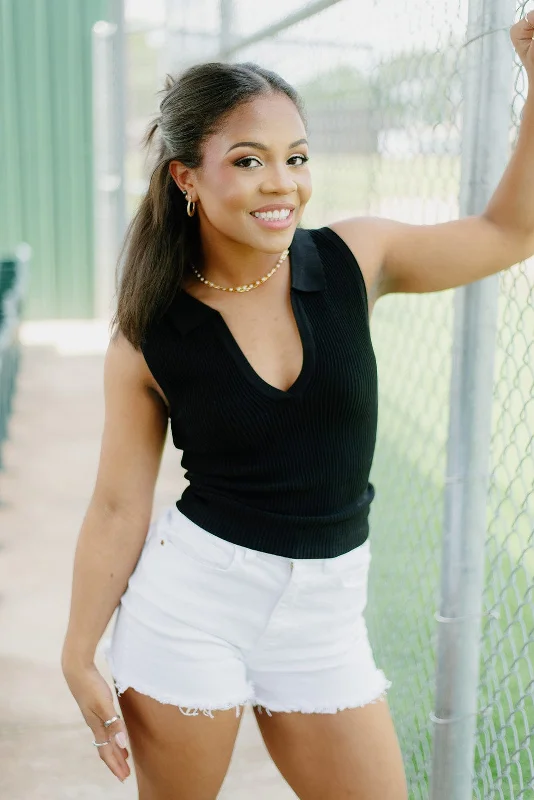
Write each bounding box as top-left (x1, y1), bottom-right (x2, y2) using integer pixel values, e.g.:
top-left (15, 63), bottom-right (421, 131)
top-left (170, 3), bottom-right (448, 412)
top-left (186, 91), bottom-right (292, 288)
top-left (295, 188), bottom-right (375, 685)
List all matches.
top-left (62, 18), bottom-right (534, 798)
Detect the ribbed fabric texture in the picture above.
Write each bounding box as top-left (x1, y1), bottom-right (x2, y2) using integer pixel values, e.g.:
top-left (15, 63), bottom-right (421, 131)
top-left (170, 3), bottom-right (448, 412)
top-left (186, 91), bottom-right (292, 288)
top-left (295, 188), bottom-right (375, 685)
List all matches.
top-left (141, 226), bottom-right (378, 558)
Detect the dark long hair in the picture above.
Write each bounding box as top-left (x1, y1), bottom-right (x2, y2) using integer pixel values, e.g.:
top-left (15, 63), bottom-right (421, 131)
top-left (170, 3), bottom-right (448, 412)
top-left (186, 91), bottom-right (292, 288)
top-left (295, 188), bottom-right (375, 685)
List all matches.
top-left (111, 62), bottom-right (306, 349)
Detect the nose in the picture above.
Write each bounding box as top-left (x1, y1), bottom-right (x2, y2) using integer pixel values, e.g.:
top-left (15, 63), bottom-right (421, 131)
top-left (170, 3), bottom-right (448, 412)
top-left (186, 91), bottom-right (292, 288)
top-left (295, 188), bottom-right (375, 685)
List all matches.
top-left (260, 164), bottom-right (298, 195)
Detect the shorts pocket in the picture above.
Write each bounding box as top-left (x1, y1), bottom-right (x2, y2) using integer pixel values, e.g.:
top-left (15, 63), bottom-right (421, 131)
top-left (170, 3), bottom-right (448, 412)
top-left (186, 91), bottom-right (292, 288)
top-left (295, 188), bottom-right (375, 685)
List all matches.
top-left (160, 509), bottom-right (237, 573)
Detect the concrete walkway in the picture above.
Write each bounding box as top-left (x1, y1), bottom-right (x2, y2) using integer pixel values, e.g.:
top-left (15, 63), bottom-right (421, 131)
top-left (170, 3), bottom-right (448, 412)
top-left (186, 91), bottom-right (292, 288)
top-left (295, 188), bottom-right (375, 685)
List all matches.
top-left (0, 321), bottom-right (296, 799)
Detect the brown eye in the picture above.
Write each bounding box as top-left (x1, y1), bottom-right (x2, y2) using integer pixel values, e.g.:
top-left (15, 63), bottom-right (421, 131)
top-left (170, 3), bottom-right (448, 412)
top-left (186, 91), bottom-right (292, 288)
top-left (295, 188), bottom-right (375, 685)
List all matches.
top-left (234, 157), bottom-right (262, 169)
top-left (289, 154), bottom-right (309, 166)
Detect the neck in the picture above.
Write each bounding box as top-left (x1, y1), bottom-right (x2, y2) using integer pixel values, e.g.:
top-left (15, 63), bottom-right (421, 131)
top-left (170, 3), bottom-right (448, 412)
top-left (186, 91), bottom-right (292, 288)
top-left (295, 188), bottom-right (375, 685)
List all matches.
top-left (195, 227), bottom-right (288, 289)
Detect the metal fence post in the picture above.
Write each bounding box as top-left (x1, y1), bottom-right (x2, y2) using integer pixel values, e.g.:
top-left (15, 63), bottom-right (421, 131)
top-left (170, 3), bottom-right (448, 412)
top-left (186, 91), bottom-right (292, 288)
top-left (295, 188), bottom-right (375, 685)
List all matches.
top-left (429, 1), bottom-right (516, 798)
top-left (220, 0), bottom-right (235, 61)
top-left (92, 13), bottom-right (126, 321)
top-left (112, 0), bottom-right (127, 257)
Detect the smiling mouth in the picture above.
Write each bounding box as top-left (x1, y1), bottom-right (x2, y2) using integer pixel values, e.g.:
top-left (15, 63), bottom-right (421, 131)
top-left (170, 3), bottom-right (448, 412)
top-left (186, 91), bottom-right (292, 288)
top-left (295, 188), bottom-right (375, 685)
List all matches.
top-left (250, 209), bottom-right (295, 229)
top-left (251, 208), bottom-right (293, 221)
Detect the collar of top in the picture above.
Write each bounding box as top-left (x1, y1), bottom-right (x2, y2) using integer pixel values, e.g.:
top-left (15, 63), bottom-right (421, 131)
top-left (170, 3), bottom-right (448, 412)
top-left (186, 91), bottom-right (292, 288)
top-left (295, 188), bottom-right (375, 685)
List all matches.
top-left (173, 226), bottom-right (325, 336)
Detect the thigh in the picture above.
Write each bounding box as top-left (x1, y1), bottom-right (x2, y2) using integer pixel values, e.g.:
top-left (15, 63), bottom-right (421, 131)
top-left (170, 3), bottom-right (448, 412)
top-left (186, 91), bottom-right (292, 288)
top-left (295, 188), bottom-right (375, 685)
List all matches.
top-left (118, 687), bottom-right (242, 800)
top-left (253, 698), bottom-right (408, 800)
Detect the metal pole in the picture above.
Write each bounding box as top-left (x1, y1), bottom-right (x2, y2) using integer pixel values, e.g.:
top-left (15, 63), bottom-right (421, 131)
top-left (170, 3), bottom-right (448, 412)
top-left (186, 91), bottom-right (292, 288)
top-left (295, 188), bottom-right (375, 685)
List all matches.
top-left (429, 1), bottom-right (515, 798)
top-left (217, 0), bottom-right (344, 60)
top-left (112, 0), bottom-right (127, 256)
top-left (92, 21), bottom-right (120, 320)
top-left (219, 0), bottom-right (234, 62)
top-left (162, 0), bottom-right (176, 77)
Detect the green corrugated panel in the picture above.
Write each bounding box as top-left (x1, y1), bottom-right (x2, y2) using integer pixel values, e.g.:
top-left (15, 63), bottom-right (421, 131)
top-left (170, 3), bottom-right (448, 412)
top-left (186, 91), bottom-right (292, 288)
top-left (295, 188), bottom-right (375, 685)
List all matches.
top-left (0, 1), bottom-right (24, 250)
top-left (0, 0), bottom-right (110, 319)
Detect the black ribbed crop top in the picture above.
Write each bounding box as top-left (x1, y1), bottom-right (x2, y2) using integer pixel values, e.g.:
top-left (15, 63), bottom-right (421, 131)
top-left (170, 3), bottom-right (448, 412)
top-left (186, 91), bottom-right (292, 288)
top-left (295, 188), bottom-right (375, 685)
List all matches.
top-left (141, 225), bottom-right (378, 558)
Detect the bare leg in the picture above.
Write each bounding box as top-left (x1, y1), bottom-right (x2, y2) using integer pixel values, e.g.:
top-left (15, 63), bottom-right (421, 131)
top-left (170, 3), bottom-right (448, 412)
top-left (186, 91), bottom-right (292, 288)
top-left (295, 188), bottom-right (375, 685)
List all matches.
top-left (253, 698), bottom-right (408, 800)
top-left (118, 688), bottom-right (243, 799)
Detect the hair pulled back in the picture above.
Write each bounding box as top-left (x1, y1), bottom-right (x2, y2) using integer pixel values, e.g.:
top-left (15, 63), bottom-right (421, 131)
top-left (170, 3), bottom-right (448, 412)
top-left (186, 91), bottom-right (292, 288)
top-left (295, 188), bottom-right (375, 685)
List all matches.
top-left (111, 61), bottom-right (306, 348)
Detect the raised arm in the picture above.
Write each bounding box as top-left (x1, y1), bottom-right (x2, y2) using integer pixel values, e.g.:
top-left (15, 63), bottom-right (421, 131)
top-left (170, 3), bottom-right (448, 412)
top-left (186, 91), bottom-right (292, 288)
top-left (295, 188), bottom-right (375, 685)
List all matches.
top-left (329, 17), bottom-right (534, 301)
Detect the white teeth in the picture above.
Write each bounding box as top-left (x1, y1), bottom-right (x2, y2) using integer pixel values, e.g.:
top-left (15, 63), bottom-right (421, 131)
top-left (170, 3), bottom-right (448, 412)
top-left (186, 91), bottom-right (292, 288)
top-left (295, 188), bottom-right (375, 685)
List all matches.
top-left (253, 209), bottom-right (292, 221)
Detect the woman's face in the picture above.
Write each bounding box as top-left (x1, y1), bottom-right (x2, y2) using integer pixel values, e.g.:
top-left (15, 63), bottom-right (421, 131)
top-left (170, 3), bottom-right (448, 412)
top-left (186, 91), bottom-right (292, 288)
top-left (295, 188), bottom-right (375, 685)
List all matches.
top-left (176, 92), bottom-right (312, 255)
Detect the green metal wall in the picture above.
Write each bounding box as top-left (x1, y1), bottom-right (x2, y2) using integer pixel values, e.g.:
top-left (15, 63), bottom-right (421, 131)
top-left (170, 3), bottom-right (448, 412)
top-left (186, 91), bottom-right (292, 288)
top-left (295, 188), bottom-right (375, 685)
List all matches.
top-left (0, 0), bottom-right (110, 319)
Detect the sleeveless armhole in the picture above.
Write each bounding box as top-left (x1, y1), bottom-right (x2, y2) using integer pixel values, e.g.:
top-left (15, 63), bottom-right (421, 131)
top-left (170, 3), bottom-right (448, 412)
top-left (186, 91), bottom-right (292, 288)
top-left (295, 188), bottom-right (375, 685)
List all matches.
top-left (140, 327), bottom-right (173, 415)
top-left (313, 225), bottom-right (372, 327)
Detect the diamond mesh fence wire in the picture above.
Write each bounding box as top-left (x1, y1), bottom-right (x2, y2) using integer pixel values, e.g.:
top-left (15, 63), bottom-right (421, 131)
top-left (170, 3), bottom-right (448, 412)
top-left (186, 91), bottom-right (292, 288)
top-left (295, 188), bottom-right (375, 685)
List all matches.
top-left (473, 14), bottom-right (534, 793)
top-left (123, 1), bottom-right (533, 796)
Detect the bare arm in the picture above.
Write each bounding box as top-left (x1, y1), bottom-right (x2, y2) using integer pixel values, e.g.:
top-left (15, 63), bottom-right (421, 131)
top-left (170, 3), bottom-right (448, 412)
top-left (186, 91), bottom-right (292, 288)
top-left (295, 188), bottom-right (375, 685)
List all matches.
top-left (329, 22), bottom-right (534, 300)
top-left (329, 215), bottom-right (534, 300)
top-left (61, 330), bottom-right (169, 667)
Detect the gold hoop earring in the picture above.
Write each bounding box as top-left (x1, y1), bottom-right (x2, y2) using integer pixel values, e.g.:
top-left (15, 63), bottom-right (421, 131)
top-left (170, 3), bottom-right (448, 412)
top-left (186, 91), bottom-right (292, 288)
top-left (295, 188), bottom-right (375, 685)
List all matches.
top-left (186, 198), bottom-right (196, 217)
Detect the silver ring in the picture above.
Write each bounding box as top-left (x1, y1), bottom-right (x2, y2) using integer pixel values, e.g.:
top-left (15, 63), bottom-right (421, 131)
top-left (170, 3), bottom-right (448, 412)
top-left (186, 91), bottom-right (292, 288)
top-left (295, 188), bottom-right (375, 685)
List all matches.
top-left (103, 715), bottom-right (121, 728)
top-left (92, 738), bottom-right (111, 747)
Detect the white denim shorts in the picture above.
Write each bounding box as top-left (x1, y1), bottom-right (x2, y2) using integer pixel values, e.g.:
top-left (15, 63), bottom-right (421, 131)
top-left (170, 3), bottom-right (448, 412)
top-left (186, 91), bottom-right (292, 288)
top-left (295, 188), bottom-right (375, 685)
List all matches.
top-left (103, 504), bottom-right (391, 718)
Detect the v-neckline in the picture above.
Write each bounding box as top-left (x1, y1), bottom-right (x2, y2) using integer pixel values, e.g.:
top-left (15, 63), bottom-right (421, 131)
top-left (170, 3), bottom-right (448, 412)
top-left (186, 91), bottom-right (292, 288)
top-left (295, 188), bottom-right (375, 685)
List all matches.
top-left (214, 289), bottom-right (315, 400)
top-left (179, 260), bottom-right (316, 401)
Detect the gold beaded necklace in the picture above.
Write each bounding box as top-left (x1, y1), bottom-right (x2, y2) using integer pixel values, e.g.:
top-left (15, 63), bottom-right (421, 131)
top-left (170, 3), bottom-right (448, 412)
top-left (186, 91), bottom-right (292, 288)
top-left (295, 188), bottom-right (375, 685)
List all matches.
top-left (190, 249), bottom-right (289, 293)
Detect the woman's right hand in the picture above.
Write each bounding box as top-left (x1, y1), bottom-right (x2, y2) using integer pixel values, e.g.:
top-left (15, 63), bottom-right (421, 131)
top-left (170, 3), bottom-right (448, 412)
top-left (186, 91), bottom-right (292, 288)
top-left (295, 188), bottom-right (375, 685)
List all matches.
top-left (62, 658), bottom-right (131, 783)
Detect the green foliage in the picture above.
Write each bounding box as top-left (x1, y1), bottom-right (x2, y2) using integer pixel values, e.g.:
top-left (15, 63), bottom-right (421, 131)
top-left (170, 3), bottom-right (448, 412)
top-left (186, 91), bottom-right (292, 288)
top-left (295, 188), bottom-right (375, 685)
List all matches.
top-left (297, 64), bottom-right (371, 109)
top-left (369, 45), bottom-right (465, 126)
top-left (296, 43), bottom-right (464, 128)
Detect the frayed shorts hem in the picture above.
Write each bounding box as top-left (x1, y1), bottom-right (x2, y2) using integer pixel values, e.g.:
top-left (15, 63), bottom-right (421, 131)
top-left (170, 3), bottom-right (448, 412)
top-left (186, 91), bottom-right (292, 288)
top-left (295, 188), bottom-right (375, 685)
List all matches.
top-left (252, 680), bottom-right (392, 716)
top-left (106, 649), bottom-right (254, 718)
top-left (111, 677), bottom-right (254, 719)
top-left (108, 652), bottom-right (392, 720)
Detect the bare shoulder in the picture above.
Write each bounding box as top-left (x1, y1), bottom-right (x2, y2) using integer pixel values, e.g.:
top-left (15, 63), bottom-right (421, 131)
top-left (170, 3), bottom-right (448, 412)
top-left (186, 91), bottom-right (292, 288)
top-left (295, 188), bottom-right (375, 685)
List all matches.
top-left (326, 217), bottom-right (391, 311)
top-left (91, 329), bottom-right (170, 516)
top-left (107, 329), bottom-right (170, 413)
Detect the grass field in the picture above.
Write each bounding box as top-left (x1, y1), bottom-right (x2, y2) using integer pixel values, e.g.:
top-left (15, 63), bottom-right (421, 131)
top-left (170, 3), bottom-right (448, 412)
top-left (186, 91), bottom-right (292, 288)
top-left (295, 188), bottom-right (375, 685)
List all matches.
top-left (365, 287), bottom-right (533, 798)
top-left (302, 153), bottom-right (462, 224)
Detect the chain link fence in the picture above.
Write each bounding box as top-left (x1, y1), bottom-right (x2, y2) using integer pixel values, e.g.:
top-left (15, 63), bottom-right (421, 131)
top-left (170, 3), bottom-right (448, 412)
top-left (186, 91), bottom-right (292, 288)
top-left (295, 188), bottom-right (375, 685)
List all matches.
top-left (121, 1), bottom-right (533, 796)
top-left (475, 64), bottom-right (534, 798)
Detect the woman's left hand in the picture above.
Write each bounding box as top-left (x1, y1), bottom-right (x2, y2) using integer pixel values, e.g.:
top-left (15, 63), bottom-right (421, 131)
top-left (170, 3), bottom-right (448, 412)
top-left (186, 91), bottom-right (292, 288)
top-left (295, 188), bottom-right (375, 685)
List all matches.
top-left (511, 12), bottom-right (534, 77)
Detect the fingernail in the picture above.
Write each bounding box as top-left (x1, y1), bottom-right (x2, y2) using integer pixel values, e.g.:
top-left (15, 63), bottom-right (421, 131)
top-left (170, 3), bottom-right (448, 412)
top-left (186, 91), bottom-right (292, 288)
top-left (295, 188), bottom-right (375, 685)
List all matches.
top-left (115, 732), bottom-right (127, 748)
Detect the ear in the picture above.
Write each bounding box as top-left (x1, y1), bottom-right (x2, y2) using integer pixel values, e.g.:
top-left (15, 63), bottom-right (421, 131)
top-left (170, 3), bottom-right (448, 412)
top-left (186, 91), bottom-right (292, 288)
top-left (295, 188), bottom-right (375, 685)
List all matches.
top-left (169, 160), bottom-right (195, 199)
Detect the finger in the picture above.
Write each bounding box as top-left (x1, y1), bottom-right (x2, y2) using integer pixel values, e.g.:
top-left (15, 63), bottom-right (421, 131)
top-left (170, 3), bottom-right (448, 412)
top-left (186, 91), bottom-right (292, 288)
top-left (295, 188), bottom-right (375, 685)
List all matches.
top-left (90, 704), bottom-right (129, 749)
top-left (88, 709), bottom-right (130, 781)
top-left (97, 742), bottom-right (131, 783)
top-left (102, 714), bottom-right (129, 750)
top-left (91, 730), bottom-right (130, 782)
top-left (510, 18), bottom-right (534, 58)
top-left (108, 740), bottom-right (131, 781)
top-left (94, 737), bottom-right (130, 783)
top-left (110, 738), bottom-right (131, 778)
top-left (511, 15), bottom-right (531, 34)
top-left (517, 13), bottom-right (534, 35)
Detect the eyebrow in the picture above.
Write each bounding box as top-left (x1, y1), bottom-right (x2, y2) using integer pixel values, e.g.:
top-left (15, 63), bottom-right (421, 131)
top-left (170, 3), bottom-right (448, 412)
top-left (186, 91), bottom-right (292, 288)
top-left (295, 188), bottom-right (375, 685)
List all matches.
top-left (225, 138), bottom-right (308, 154)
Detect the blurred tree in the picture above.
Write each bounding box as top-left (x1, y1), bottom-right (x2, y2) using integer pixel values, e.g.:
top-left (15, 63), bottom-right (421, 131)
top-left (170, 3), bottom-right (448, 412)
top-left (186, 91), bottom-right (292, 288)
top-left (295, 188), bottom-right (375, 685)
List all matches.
top-left (297, 64), bottom-right (371, 111)
top-left (297, 45), bottom-right (463, 128)
top-left (370, 46), bottom-right (464, 128)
